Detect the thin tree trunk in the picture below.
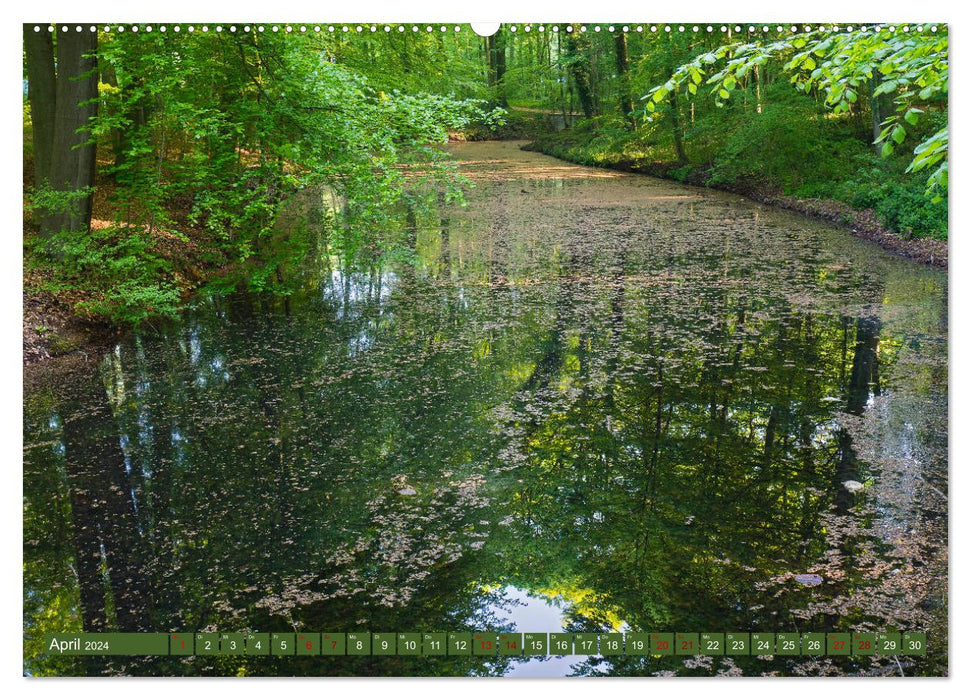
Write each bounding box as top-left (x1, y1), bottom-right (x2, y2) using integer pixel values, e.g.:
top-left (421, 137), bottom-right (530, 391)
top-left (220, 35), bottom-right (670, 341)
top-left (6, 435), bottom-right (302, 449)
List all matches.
top-left (614, 31), bottom-right (635, 127)
top-left (669, 91), bottom-right (687, 163)
top-left (870, 76), bottom-right (891, 149)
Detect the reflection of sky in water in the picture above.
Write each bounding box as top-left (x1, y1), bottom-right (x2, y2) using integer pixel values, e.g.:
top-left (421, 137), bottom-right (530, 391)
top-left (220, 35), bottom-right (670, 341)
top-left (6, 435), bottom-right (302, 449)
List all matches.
top-left (325, 269), bottom-right (397, 322)
top-left (480, 586), bottom-right (607, 678)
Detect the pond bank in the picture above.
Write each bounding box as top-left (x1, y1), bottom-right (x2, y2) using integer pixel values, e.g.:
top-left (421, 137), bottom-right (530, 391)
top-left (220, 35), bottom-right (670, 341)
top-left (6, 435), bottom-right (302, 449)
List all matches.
top-left (521, 141), bottom-right (948, 270)
top-left (23, 277), bottom-right (120, 369)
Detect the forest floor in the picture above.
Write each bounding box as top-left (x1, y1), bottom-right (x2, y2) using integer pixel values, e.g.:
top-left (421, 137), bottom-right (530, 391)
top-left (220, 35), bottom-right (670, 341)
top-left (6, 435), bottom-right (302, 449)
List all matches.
top-left (522, 140), bottom-right (948, 270)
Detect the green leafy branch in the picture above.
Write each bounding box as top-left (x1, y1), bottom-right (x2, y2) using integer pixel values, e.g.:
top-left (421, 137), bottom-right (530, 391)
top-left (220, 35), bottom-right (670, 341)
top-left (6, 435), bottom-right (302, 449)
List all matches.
top-left (642, 26), bottom-right (948, 199)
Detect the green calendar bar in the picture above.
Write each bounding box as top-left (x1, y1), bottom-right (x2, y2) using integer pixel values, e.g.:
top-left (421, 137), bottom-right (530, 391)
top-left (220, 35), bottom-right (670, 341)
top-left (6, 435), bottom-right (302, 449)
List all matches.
top-left (423, 633), bottom-right (446, 655)
top-left (625, 633), bottom-right (650, 655)
top-left (448, 632), bottom-right (471, 656)
top-left (347, 632), bottom-right (370, 656)
top-left (246, 633), bottom-right (270, 656)
top-left (297, 632), bottom-right (320, 655)
top-left (700, 633), bottom-right (724, 655)
top-left (44, 633), bottom-right (169, 656)
top-left (776, 632), bottom-right (799, 656)
top-left (499, 633), bottom-right (522, 656)
top-left (802, 633), bottom-right (825, 655)
top-left (751, 633), bottom-right (774, 656)
top-left (676, 633), bottom-right (699, 656)
top-left (827, 633), bottom-right (851, 656)
top-left (197, 633), bottom-right (220, 656)
top-left (574, 633), bottom-right (598, 655)
top-left (398, 633), bottom-right (422, 656)
top-left (220, 633), bottom-right (244, 655)
top-left (524, 632), bottom-right (548, 655)
top-left (473, 632), bottom-right (497, 656)
top-left (726, 633), bottom-right (749, 656)
top-left (903, 632), bottom-right (926, 656)
top-left (271, 633), bottom-right (295, 656)
top-left (651, 633), bottom-right (674, 656)
top-left (601, 633), bottom-right (624, 656)
top-left (372, 633), bottom-right (395, 656)
top-left (40, 631), bottom-right (930, 657)
top-left (878, 632), bottom-right (901, 654)
top-left (549, 632), bottom-right (573, 655)
top-left (321, 633), bottom-right (345, 655)
top-left (170, 633), bottom-right (193, 656)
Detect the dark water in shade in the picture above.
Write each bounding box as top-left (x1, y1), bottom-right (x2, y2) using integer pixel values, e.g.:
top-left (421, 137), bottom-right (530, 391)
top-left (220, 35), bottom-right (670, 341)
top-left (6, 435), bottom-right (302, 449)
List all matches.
top-left (23, 141), bottom-right (948, 677)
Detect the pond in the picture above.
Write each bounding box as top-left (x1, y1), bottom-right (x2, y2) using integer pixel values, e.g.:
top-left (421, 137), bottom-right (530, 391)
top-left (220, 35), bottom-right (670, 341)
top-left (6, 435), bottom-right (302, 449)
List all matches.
top-left (23, 141), bottom-right (948, 676)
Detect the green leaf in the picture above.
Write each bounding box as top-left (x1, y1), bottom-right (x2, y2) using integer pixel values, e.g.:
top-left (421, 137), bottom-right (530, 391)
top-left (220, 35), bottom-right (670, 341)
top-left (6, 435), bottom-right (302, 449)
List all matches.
top-left (892, 125), bottom-right (906, 144)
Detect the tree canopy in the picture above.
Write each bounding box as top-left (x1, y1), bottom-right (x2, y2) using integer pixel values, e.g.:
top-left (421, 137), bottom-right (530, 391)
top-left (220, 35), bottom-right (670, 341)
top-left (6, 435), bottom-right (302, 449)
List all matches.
top-left (644, 26), bottom-right (948, 199)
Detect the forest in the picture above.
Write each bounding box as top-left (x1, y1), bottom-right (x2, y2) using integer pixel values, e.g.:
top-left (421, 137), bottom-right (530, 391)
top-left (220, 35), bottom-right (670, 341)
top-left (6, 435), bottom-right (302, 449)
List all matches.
top-left (23, 23), bottom-right (947, 331)
top-left (22, 23), bottom-right (948, 678)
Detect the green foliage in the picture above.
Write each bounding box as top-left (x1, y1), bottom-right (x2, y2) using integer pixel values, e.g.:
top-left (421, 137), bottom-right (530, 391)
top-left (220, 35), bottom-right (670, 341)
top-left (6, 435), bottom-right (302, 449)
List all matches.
top-left (26, 184), bottom-right (96, 221)
top-left (668, 164), bottom-right (693, 182)
top-left (707, 91), bottom-right (847, 189)
top-left (644, 26), bottom-right (948, 199)
top-left (907, 126), bottom-right (948, 201)
top-left (528, 115), bottom-right (668, 168)
top-left (26, 224), bottom-right (181, 326)
top-left (848, 180), bottom-right (948, 239)
top-left (456, 109), bottom-right (547, 140)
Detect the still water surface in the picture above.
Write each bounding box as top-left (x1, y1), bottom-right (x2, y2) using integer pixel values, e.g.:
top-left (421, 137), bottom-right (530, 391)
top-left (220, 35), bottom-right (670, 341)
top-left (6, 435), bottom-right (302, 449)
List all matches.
top-left (23, 142), bottom-right (948, 676)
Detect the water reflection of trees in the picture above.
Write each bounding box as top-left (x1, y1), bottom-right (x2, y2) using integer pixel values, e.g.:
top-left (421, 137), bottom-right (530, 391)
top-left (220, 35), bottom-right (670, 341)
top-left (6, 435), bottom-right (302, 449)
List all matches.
top-left (23, 182), bottom-right (946, 676)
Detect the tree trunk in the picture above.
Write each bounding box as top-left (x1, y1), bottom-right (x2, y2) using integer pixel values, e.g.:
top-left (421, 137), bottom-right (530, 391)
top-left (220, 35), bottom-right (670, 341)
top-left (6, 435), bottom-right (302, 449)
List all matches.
top-left (23, 25), bottom-right (56, 189)
top-left (42, 29), bottom-right (99, 237)
top-left (669, 91), bottom-right (687, 163)
top-left (485, 31), bottom-right (508, 107)
top-left (494, 31), bottom-right (507, 106)
top-left (613, 31), bottom-right (635, 127)
top-left (870, 76), bottom-right (891, 150)
top-left (564, 29), bottom-right (595, 118)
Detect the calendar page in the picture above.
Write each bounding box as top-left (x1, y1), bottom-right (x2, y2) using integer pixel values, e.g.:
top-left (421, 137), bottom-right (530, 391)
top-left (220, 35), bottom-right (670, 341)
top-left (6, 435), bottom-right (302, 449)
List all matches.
top-left (21, 10), bottom-right (949, 680)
